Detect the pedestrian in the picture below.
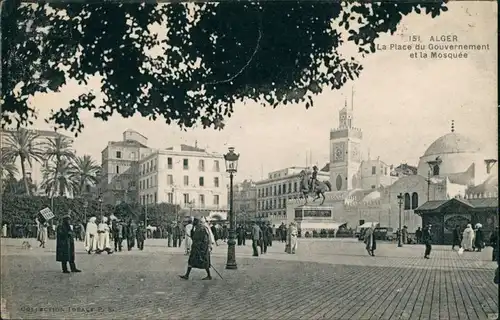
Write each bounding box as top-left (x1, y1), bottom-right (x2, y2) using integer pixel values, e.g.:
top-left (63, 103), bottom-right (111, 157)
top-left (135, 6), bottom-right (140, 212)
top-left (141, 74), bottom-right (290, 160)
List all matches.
top-left (364, 223), bottom-right (376, 256)
top-left (97, 217), bottom-right (113, 254)
top-left (56, 214), bottom-right (81, 273)
top-left (260, 223), bottom-right (268, 254)
top-left (167, 222), bottom-right (173, 247)
top-left (287, 221), bottom-right (298, 254)
top-left (179, 217), bottom-right (213, 280)
top-left (267, 222), bottom-right (273, 247)
top-left (2, 223), bottom-right (7, 238)
top-left (251, 221), bottom-right (262, 257)
top-left (423, 224), bottom-right (432, 259)
top-left (236, 224), bottom-right (243, 246)
top-left (84, 217), bottom-right (98, 254)
top-left (136, 221), bottom-right (146, 250)
top-left (210, 223), bottom-right (219, 246)
top-left (280, 223), bottom-right (287, 243)
top-left (127, 219), bottom-right (137, 251)
top-left (185, 218), bottom-right (194, 255)
top-left (461, 224), bottom-right (475, 251)
top-left (490, 226), bottom-right (499, 261)
top-left (415, 227), bottom-right (422, 244)
top-left (36, 219), bottom-right (48, 248)
top-left (473, 223), bottom-right (484, 252)
top-left (113, 220), bottom-right (124, 252)
top-left (452, 225), bottom-right (462, 251)
top-left (402, 226), bottom-right (408, 244)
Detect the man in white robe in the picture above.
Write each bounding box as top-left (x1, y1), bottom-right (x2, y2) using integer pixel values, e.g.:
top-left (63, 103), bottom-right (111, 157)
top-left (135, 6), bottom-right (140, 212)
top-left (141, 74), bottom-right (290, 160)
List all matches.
top-left (201, 217), bottom-right (216, 247)
top-left (185, 218), bottom-right (194, 255)
top-left (462, 224), bottom-right (475, 251)
top-left (288, 221), bottom-right (298, 254)
top-left (84, 217), bottom-right (98, 254)
top-left (97, 217), bottom-right (113, 254)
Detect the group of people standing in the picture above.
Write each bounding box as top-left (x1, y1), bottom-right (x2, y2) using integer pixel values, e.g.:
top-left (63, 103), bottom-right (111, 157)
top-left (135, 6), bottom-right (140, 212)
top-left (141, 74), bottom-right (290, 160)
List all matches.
top-left (452, 223), bottom-right (486, 252)
top-left (250, 221), bottom-right (297, 256)
top-left (84, 217), bottom-right (147, 254)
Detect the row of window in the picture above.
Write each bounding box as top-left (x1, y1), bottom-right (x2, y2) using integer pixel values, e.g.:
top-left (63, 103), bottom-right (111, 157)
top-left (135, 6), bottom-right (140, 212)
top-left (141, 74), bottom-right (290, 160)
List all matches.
top-left (371, 166), bottom-right (389, 176)
top-left (115, 151), bottom-right (136, 160)
top-left (140, 193), bottom-right (220, 206)
top-left (258, 197), bottom-right (292, 211)
top-left (140, 158), bottom-right (221, 175)
top-left (258, 182), bottom-right (299, 198)
top-left (139, 175), bottom-right (220, 190)
top-left (403, 192), bottom-right (419, 210)
top-left (256, 211), bottom-right (286, 218)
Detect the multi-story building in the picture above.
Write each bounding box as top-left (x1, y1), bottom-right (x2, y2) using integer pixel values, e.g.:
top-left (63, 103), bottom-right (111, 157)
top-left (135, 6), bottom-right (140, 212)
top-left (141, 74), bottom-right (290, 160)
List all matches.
top-left (1, 128), bottom-right (74, 196)
top-left (100, 129), bottom-right (151, 205)
top-left (230, 180), bottom-right (257, 222)
top-left (355, 158), bottom-right (399, 190)
top-left (138, 144), bottom-right (228, 215)
top-left (255, 167), bottom-right (329, 222)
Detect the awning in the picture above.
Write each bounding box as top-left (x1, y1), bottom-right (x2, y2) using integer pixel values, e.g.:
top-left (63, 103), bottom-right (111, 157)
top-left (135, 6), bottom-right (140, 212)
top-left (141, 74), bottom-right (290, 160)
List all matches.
top-left (299, 222), bottom-right (346, 230)
top-left (359, 222), bottom-right (378, 228)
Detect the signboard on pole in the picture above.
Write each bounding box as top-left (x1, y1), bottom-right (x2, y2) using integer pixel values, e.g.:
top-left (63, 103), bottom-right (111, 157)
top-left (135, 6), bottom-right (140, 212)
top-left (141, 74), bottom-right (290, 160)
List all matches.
top-left (38, 207), bottom-right (55, 223)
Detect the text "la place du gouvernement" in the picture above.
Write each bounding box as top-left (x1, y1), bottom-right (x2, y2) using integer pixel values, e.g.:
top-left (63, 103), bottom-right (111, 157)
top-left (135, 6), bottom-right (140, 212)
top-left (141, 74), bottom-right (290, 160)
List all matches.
top-left (376, 34), bottom-right (490, 59)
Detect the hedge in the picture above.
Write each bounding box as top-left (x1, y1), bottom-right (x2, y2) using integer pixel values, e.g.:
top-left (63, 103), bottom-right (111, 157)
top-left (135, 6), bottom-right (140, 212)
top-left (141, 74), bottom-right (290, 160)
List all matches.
top-left (1, 195), bottom-right (180, 226)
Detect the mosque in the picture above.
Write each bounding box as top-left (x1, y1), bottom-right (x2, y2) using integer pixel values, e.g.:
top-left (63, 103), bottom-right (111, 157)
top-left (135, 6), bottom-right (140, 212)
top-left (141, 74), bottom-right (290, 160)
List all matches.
top-left (286, 99), bottom-right (498, 244)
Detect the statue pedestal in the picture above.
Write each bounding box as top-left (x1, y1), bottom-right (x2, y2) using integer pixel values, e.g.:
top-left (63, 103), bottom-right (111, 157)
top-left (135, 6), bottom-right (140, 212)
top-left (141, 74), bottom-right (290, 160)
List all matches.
top-left (292, 205), bottom-right (346, 237)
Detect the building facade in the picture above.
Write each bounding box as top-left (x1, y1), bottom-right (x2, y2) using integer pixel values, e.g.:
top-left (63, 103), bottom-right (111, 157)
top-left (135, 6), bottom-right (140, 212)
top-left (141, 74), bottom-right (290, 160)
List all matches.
top-left (137, 144), bottom-right (228, 215)
top-left (99, 129), bottom-right (151, 205)
top-left (230, 180), bottom-right (257, 222)
top-left (255, 167), bottom-right (329, 223)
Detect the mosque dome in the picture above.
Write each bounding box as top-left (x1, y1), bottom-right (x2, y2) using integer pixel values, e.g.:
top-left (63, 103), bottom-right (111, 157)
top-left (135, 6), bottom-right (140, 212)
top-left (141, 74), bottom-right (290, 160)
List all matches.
top-left (423, 132), bottom-right (480, 157)
top-left (417, 130), bottom-right (486, 183)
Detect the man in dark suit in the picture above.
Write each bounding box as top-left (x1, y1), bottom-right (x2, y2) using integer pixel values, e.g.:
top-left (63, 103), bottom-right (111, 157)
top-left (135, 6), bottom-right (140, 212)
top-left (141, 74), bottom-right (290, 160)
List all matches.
top-left (423, 224), bottom-right (432, 259)
top-left (260, 223), bottom-right (268, 254)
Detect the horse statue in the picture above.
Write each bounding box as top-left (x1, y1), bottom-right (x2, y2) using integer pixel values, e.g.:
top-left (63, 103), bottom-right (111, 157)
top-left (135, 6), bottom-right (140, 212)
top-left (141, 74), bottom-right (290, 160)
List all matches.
top-left (299, 171), bottom-right (332, 205)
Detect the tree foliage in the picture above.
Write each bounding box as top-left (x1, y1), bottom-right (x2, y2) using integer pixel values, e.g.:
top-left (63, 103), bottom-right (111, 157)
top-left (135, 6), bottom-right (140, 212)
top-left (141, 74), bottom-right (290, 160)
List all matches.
top-left (2, 1), bottom-right (448, 134)
top-left (1, 195), bottom-right (181, 225)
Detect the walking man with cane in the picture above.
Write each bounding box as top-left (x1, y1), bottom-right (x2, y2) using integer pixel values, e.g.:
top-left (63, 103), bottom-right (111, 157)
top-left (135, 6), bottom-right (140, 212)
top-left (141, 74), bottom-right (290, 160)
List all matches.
top-left (179, 217), bottom-right (213, 280)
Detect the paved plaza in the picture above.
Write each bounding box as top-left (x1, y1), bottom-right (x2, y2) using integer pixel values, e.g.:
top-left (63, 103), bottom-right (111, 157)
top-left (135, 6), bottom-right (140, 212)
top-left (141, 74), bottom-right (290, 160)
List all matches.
top-left (1, 238), bottom-right (498, 319)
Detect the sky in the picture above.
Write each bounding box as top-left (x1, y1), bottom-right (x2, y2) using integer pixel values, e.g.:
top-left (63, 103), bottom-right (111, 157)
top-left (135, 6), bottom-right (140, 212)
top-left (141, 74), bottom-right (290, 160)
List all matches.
top-left (22, 1), bottom-right (498, 183)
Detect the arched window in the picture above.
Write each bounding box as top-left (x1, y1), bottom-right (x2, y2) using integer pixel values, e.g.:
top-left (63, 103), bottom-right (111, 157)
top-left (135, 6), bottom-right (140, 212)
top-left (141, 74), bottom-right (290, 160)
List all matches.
top-left (411, 192), bottom-right (419, 209)
top-left (433, 164), bottom-right (440, 176)
top-left (404, 193), bottom-right (411, 210)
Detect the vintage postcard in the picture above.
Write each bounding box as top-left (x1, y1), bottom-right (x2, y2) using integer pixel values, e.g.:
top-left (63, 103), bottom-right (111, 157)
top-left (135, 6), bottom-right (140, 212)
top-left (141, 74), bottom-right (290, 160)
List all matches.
top-left (1, 1), bottom-right (498, 319)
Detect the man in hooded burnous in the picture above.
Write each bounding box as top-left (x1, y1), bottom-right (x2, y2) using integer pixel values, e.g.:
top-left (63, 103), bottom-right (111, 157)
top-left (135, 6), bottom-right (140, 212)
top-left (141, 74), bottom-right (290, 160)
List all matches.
top-left (56, 214), bottom-right (81, 273)
top-left (97, 217), bottom-right (113, 254)
top-left (84, 217), bottom-right (98, 254)
top-left (179, 217), bottom-right (213, 280)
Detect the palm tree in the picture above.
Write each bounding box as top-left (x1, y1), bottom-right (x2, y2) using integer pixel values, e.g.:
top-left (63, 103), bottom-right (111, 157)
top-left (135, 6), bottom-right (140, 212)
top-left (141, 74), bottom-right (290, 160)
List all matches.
top-left (0, 157), bottom-right (19, 180)
top-left (41, 159), bottom-right (76, 197)
top-left (43, 135), bottom-right (76, 196)
top-left (71, 155), bottom-right (100, 197)
top-left (1, 129), bottom-right (45, 195)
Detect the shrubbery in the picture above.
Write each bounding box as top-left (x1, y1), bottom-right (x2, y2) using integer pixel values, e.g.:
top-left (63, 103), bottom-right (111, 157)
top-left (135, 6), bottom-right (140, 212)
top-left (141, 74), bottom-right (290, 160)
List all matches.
top-left (1, 195), bottom-right (180, 225)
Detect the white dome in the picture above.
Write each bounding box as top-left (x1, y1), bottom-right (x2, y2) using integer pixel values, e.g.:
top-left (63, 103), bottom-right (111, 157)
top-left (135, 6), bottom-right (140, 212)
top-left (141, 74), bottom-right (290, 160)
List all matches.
top-left (423, 132), bottom-right (480, 157)
top-left (418, 132), bottom-right (486, 183)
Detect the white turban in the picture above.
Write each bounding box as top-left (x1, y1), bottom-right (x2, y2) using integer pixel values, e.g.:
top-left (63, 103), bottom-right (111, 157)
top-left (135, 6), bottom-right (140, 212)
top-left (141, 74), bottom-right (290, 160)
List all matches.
top-left (102, 217), bottom-right (108, 223)
top-left (89, 217), bottom-right (97, 223)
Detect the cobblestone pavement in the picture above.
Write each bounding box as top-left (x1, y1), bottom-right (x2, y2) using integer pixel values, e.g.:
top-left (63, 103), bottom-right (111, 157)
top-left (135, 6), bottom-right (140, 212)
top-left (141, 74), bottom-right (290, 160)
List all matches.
top-left (1, 238), bottom-right (498, 319)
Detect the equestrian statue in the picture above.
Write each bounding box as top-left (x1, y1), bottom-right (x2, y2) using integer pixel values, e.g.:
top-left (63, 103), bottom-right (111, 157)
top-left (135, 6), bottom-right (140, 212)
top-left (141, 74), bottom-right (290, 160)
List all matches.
top-left (299, 166), bottom-right (332, 205)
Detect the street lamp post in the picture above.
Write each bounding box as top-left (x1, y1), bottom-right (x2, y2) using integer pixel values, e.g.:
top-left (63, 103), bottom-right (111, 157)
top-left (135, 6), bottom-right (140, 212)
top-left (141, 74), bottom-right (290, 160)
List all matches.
top-left (83, 200), bottom-right (88, 224)
top-left (98, 197), bottom-right (103, 221)
top-left (397, 193), bottom-right (403, 248)
top-left (224, 147), bottom-right (240, 270)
